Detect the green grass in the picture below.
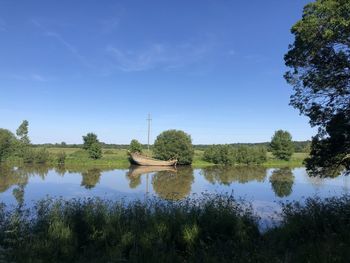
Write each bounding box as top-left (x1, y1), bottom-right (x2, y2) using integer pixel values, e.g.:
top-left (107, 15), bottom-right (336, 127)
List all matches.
top-left (40, 148), bottom-right (307, 169)
top-left (1, 194), bottom-right (350, 262)
top-left (263, 152), bottom-right (307, 167)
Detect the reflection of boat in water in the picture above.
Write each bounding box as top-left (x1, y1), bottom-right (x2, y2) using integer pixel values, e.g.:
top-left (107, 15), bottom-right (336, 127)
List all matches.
top-left (127, 165), bottom-right (177, 178)
top-left (129, 152), bottom-right (177, 166)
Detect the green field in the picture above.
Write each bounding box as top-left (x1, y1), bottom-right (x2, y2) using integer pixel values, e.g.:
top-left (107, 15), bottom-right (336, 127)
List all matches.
top-left (43, 147), bottom-right (307, 168)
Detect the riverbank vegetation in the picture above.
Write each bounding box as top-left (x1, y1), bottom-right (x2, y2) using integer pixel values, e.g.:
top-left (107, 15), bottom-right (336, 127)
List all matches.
top-left (0, 194), bottom-right (349, 262)
top-left (1, 121), bottom-right (307, 168)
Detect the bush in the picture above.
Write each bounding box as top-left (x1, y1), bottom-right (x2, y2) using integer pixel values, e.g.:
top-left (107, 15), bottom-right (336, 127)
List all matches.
top-left (203, 145), bottom-right (236, 165)
top-left (57, 151), bottom-right (66, 165)
top-left (22, 148), bottom-right (36, 164)
top-left (129, 139), bottom-right (143, 153)
top-left (35, 148), bottom-right (50, 164)
top-left (203, 145), bottom-right (267, 165)
top-left (88, 142), bottom-right (102, 159)
top-left (270, 130), bottom-right (294, 161)
top-left (154, 130), bottom-right (194, 165)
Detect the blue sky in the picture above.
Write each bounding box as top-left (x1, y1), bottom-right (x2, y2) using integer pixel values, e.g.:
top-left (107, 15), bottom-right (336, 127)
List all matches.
top-left (0, 0), bottom-right (315, 144)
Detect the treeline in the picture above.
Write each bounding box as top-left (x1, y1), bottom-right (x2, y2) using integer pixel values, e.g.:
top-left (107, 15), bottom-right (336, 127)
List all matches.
top-left (41, 141), bottom-right (311, 153)
top-left (32, 142), bottom-right (131, 149)
top-left (33, 141), bottom-right (311, 153)
top-left (1, 195), bottom-right (349, 262)
top-left (196, 141), bottom-right (310, 153)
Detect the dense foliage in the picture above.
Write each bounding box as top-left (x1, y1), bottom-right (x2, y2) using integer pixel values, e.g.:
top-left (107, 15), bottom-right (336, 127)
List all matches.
top-left (0, 195), bottom-right (350, 262)
top-left (129, 139), bottom-right (143, 153)
top-left (285, 0), bottom-right (350, 174)
top-left (0, 129), bottom-right (15, 162)
top-left (82, 133), bottom-right (99, 150)
top-left (154, 130), bottom-right (194, 165)
top-left (82, 133), bottom-right (102, 159)
top-left (270, 130), bottom-right (294, 161)
top-left (88, 142), bottom-right (102, 159)
top-left (203, 145), bottom-right (267, 165)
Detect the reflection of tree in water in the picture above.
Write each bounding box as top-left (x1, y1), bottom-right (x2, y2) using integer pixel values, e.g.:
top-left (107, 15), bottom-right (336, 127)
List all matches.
top-left (0, 164), bottom-right (51, 205)
top-left (13, 185), bottom-right (25, 205)
top-left (126, 173), bottom-right (142, 189)
top-left (269, 168), bottom-right (294, 197)
top-left (152, 166), bottom-right (194, 200)
top-left (81, 169), bottom-right (102, 189)
top-left (201, 166), bottom-right (267, 185)
top-left (55, 165), bottom-right (67, 176)
top-left (0, 165), bottom-right (30, 193)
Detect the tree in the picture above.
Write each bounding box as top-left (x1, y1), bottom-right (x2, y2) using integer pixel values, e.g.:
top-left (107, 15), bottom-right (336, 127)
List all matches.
top-left (129, 139), bottom-right (143, 153)
top-left (82, 133), bottom-right (99, 150)
top-left (88, 142), bottom-right (102, 159)
top-left (153, 130), bottom-right (194, 165)
top-left (0, 129), bottom-right (16, 162)
top-left (16, 120), bottom-right (30, 144)
top-left (270, 130), bottom-right (294, 161)
top-left (284, 0), bottom-right (350, 174)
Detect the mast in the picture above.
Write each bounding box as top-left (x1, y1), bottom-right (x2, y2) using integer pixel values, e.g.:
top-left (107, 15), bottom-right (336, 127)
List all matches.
top-left (147, 113), bottom-right (152, 152)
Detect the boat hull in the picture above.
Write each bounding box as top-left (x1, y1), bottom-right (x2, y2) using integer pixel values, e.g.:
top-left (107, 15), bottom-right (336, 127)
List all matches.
top-left (129, 153), bottom-right (177, 166)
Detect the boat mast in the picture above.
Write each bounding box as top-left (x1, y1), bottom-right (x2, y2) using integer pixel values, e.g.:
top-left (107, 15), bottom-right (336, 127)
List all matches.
top-left (147, 113), bottom-right (152, 152)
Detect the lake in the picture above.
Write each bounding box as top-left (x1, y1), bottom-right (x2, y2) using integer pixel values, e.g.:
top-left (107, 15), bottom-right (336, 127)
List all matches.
top-left (0, 165), bottom-right (349, 223)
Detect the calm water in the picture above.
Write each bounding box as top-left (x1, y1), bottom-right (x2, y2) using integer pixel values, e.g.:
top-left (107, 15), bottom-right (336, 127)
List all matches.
top-left (0, 165), bottom-right (349, 221)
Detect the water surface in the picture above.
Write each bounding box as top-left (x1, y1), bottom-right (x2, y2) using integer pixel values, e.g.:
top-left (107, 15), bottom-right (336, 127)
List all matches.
top-left (0, 165), bottom-right (349, 221)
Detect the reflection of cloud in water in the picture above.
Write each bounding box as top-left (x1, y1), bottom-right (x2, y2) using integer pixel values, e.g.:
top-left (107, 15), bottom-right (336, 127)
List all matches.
top-left (201, 166), bottom-right (267, 185)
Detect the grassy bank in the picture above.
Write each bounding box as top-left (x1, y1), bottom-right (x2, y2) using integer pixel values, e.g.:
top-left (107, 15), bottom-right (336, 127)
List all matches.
top-left (0, 195), bottom-right (349, 262)
top-left (39, 147), bottom-right (307, 169)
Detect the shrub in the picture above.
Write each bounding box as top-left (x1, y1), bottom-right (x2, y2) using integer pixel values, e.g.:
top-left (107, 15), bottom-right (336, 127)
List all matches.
top-left (154, 130), bottom-right (194, 165)
top-left (57, 151), bottom-right (66, 165)
top-left (203, 145), bottom-right (267, 165)
top-left (34, 148), bottom-right (50, 164)
top-left (22, 148), bottom-right (36, 164)
top-left (203, 145), bottom-right (236, 165)
top-left (88, 143), bottom-right (102, 159)
top-left (270, 130), bottom-right (294, 161)
top-left (129, 139), bottom-right (143, 153)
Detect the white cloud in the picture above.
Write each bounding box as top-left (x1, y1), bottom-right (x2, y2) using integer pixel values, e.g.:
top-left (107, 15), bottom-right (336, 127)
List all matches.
top-left (31, 19), bottom-right (93, 68)
top-left (31, 74), bottom-right (46, 82)
top-left (106, 41), bottom-right (213, 72)
top-left (5, 73), bottom-right (47, 82)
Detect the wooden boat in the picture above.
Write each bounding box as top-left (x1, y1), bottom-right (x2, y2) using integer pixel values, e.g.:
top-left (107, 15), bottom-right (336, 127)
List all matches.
top-left (127, 165), bottom-right (177, 178)
top-left (129, 152), bottom-right (177, 166)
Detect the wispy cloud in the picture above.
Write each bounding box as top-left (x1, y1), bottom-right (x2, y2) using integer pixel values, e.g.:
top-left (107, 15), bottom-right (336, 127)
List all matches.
top-left (31, 19), bottom-right (93, 68)
top-left (5, 73), bottom-right (47, 82)
top-left (106, 41), bottom-right (213, 72)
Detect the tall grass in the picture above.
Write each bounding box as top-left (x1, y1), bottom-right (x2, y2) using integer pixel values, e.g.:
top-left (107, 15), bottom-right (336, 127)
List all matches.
top-left (0, 195), bottom-right (350, 262)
